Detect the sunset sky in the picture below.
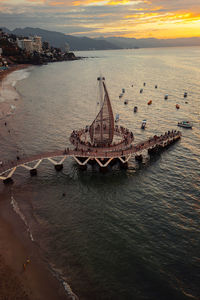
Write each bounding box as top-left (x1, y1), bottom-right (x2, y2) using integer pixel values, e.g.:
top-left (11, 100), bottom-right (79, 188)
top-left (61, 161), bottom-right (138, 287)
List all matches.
top-left (0, 0), bottom-right (200, 38)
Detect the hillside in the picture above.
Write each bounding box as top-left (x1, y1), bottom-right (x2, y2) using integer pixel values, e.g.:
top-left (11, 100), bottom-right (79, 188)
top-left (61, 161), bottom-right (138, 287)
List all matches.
top-left (2, 27), bottom-right (119, 51)
top-left (2, 27), bottom-right (200, 50)
top-left (100, 36), bottom-right (200, 48)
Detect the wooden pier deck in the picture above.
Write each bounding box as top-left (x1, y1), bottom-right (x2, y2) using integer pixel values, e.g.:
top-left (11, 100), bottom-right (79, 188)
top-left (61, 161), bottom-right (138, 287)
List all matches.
top-left (0, 131), bottom-right (181, 183)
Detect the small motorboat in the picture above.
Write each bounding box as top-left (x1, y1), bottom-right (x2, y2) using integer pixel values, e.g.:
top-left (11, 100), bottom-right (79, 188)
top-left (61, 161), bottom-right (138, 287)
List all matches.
top-left (143, 82), bottom-right (146, 86)
top-left (122, 88), bottom-right (125, 93)
top-left (176, 104), bottom-right (180, 109)
top-left (147, 100), bottom-right (152, 105)
top-left (134, 106), bottom-right (138, 112)
top-left (141, 120), bottom-right (147, 129)
top-left (184, 92), bottom-right (188, 98)
top-left (164, 94), bottom-right (168, 100)
top-left (124, 99), bottom-right (128, 105)
top-left (119, 93), bottom-right (123, 98)
top-left (115, 113), bottom-right (119, 122)
top-left (177, 121), bottom-right (192, 128)
top-left (155, 85), bottom-right (158, 89)
top-left (140, 88), bottom-right (143, 93)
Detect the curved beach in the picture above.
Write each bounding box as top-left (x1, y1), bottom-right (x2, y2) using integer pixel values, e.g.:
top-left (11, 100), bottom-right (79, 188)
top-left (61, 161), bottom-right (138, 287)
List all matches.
top-left (0, 65), bottom-right (30, 119)
top-left (0, 66), bottom-right (74, 300)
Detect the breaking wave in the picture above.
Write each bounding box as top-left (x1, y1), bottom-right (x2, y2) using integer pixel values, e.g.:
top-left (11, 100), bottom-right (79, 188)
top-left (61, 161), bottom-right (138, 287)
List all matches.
top-left (10, 196), bottom-right (34, 242)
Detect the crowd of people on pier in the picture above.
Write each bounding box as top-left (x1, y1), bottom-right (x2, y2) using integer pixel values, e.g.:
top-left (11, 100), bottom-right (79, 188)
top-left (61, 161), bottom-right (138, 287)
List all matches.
top-left (0, 127), bottom-right (181, 177)
top-left (70, 125), bottom-right (134, 153)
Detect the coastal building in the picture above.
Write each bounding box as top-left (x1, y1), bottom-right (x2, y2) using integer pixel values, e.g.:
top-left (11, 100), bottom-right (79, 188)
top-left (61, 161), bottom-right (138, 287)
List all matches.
top-left (16, 36), bottom-right (42, 53)
top-left (24, 39), bottom-right (34, 52)
top-left (32, 36), bottom-right (42, 52)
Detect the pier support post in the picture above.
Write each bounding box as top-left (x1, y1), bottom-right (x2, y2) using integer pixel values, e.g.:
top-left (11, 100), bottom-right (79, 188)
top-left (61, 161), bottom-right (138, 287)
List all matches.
top-left (88, 158), bottom-right (96, 166)
top-left (55, 164), bottom-right (63, 171)
top-left (120, 162), bottom-right (128, 169)
top-left (3, 177), bottom-right (13, 185)
top-left (135, 154), bottom-right (143, 162)
top-left (79, 164), bottom-right (87, 170)
top-left (99, 166), bottom-right (108, 173)
top-left (30, 168), bottom-right (37, 176)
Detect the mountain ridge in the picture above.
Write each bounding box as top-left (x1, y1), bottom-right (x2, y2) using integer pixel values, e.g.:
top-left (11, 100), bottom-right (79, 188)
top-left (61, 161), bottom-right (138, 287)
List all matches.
top-left (1, 27), bottom-right (200, 50)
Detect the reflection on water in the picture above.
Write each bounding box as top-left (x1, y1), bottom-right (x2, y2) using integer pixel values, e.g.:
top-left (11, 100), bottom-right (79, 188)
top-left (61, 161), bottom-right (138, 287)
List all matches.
top-left (0, 47), bottom-right (200, 300)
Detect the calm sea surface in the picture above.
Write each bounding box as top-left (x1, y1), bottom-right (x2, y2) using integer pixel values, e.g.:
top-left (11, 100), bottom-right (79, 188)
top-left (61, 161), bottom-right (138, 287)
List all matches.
top-left (0, 47), bottom-right (200, 300)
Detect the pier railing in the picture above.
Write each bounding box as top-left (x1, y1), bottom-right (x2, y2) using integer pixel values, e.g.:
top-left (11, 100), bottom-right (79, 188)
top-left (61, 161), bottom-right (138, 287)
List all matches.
top-left (0, 131), bottom-right (181, 183)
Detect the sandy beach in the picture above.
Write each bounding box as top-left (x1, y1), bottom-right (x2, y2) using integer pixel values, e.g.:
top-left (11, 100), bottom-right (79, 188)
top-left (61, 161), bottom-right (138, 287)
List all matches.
top-left (0, 193), bottom-right (72, 300)
top-left (0, 65), bottom-right (75, 300)
top-left (0, 64), bottom-right (31, 119)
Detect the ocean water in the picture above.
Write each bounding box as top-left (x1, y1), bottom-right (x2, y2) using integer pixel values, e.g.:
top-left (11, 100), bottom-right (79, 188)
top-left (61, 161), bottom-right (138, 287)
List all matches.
top-left (0, 47), bottom-right (200, 300)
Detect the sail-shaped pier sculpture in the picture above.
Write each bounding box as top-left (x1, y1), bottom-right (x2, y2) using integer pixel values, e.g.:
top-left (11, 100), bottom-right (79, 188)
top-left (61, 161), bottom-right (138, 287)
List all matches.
top-left (69, 76), bottom-right (134, 168)
top-left (89, 77), bottom-right (114, 147)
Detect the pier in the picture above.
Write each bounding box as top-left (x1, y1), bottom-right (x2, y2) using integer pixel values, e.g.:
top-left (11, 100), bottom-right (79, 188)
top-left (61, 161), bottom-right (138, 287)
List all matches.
top-left (0, 130), bottom-right (181, 184)
top-left (0, 76), bottom-right (182, 184)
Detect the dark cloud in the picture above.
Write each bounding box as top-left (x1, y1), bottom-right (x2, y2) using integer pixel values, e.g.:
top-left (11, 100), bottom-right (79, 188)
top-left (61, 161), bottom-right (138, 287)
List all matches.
top-left (0, 0), bottom-right (199, 37)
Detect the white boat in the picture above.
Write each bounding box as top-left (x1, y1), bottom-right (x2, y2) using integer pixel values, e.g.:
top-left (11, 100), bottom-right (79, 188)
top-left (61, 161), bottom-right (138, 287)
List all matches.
top-left (115, 113), bottom-right (119, 122)
top-left (141, 119), bottom-right (147, 129)
top-left (177, 121), bottom-right (192, 128)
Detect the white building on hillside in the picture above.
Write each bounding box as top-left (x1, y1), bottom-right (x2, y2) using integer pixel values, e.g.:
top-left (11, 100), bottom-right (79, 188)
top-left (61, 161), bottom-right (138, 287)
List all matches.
top-left (33, 36), bottom-right (42, 52)
top-left (17, 36), bottom-right (42, 53)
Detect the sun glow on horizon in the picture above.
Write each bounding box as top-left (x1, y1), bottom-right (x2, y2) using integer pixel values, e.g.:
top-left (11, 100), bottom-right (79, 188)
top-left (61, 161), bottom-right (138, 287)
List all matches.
top-left (0, 0), bottom-right (200, 39)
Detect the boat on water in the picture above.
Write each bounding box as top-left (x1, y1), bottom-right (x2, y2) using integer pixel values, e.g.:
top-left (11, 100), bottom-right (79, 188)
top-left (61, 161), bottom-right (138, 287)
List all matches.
top-left (176, 104), bottom-right (180, 109)
top-left (119, 93), bottom-right (123, 98)
top-left (115, 113), bottom-right (119, 122)
top-left (122, 88), bottom-right (125, 93)
top-left (141, 120), bottom-right (147, 129)
top-left (124, 99), bottom-right (128, 105)
top-left (147, 100), bottom-right (152, 105)
top-left (164, 94), bottom-right (168, 100)
top-left (140, 89), bottom-right (143, 93)
top-left (177, 121), bottom-right (192, 128)
top-left (134, 106), bottom-right (138, 112)
top-left (184, 92), bottom-right (188, 98)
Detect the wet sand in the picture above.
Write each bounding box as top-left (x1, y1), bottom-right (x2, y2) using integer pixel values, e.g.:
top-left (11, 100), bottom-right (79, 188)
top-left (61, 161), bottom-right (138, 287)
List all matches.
top-left (0, 64), bottom-right (31, 119)
top-left (0, 194), bottom-right (71, 300)
top-left (0, 65), bottom-right (74, 300)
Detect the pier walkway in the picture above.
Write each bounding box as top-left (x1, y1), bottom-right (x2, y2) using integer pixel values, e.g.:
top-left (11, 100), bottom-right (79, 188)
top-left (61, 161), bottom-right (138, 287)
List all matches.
top-left (0, 131), bottom-right (181, 183)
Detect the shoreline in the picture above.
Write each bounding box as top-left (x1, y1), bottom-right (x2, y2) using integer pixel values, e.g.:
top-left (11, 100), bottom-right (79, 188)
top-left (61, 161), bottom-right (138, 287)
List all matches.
top-left (0, 192), bottom-right (73, 300)
top-left (0, 64), bottom-right (32, 120)
top-left (0, 65), bottom-right (78, 300)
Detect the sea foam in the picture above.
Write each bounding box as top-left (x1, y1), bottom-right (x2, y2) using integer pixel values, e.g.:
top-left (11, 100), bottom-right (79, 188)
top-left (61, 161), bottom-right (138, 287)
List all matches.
top-left (10, 196), bottom-right (34, 242)
top-left (0, 68), bottom-right (31, 103)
